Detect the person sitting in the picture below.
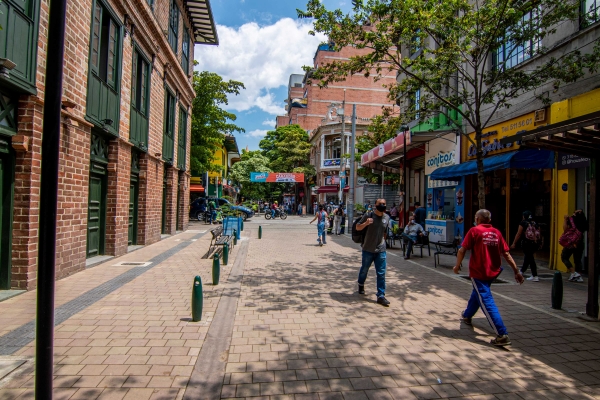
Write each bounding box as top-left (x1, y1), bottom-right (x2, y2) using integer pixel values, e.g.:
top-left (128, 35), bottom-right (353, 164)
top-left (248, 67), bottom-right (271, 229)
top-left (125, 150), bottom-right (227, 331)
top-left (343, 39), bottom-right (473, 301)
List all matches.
top-left (402, 215), bottom-right (425, 259)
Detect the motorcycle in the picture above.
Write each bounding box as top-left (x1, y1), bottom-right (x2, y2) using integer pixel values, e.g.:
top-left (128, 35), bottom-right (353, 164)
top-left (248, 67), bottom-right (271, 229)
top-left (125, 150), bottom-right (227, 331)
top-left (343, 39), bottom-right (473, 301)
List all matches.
top-left (265, 208), bottom-right (287, 220)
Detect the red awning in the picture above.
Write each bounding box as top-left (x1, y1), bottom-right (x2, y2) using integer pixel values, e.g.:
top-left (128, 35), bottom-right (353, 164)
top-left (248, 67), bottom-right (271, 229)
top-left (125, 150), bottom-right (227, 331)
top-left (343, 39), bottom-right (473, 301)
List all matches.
top-left (316, 185), bottom-right (349, 194)
top-left (190, 184), bottom-right (205, 193)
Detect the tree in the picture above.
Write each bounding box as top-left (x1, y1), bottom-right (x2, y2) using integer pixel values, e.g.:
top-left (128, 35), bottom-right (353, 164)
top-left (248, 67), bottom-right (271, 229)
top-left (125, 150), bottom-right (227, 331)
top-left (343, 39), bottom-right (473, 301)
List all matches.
top-left (259, 125), bottom-right (316, 176)
top-left (229, 150), bottom-right (273, 200)
top-left (300, 0), bottom-right (600, 208)
top-left (191, 71), bottom-right (245, 175)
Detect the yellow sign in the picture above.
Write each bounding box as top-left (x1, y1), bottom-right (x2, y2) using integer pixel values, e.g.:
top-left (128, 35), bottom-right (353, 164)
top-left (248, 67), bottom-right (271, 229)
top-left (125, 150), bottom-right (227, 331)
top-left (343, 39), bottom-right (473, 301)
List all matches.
top-left (464, 112), bottom-right (535, 160)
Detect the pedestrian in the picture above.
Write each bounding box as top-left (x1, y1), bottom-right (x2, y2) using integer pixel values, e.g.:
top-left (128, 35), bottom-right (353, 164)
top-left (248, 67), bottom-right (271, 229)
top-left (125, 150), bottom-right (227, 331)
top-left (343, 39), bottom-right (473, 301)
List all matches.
top-left (413, 201), bottom-right (426, 226)
top-left (298, 203), bottom-right (303, 216)
top-left (208, 199), bottom-right (217, 224)
top-left (310, 205), bottom-right (328, 246)
top-left (356, 198), bottom-right (391, 306)
top-left (390, 203), bottom-right (398, 221)
top-left (454, 209), bottom-right (524, 346)
top-left (402, 215), bottom-right (425, 260)
top-left (333, 206), bottom-right (343, 235)
top-left (560, 209), bottom-right (588, 282)
top-left (510, 211), bottom-right (541, 282)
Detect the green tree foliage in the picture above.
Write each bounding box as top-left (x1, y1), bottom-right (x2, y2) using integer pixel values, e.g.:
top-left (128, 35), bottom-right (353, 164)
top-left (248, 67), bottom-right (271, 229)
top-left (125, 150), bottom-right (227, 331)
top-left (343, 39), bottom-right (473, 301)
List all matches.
top-left (191, 71), bottom-right (245, 175)
top-left (259, 125), bottom-right (316, 176)
top-left (300, 0), bottom-right (600, 207)
top-left (229, 150), bottom-right (273, 200)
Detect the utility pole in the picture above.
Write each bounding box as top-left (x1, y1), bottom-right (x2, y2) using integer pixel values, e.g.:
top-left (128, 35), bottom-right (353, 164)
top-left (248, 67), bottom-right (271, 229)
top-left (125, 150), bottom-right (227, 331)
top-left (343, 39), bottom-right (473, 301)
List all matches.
top-left (338, 89), bottom-right (346, 204)
top-left (347, 104), bottom-right (357, 234)
top-left (36, 0), bottom-right (68, 397)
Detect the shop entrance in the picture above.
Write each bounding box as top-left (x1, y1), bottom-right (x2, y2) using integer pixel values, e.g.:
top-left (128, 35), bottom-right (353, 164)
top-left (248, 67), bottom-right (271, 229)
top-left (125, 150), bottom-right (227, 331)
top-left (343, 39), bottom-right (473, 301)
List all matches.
top-left (161, 167), bottom-right (168, 234)
top-left (87, 134), bottom-right (108, 258)
top-left (0, 151), bottom-right (14, 289)
top-left (129, 151), bottom-right (140, 246)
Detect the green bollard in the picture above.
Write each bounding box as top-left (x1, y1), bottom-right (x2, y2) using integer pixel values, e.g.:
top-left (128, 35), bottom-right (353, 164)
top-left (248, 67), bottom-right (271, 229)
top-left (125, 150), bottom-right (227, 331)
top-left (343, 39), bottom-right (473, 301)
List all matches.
top-left (233, 230), bottom-right (238, 245)
top-left (241, 219), bottom-right (244, 232)
top-left (212, 253), bottom-right (220, 285)
top-left (223, 243), bottom-right (229, 266)
top-left (192, 276), bottom-right (203, 322)
top-left (551, 271), bottom-right (563, 309)
top-left (259, 226), bottom-right (262, 239)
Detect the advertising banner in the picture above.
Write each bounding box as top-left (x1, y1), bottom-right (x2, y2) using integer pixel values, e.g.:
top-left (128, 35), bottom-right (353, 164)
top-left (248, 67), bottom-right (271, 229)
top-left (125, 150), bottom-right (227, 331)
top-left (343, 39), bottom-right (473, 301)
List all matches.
top-left (557, 152), bottom-right (591, 170)
top-left (250, 172), bottom-right (305, 183)
top-left (360, 132), bottom-right (411, 166)
top-left (425, 133), bottom-right (459, 176)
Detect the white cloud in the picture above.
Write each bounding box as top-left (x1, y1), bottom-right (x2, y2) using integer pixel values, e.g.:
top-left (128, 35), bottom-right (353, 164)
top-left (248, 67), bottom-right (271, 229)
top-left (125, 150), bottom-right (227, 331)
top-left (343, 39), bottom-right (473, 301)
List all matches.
top-left (194, 18), bottom-right (326, 115)
top-left (262, 119), bottom-right (275, 127)
top-left (246, 129), bottom-right (269, 138)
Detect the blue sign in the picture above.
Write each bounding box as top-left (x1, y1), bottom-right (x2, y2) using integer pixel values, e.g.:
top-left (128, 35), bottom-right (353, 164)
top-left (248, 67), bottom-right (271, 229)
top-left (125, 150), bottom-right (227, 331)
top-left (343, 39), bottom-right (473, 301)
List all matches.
top-left (250, 172), bottom-right (268, 182)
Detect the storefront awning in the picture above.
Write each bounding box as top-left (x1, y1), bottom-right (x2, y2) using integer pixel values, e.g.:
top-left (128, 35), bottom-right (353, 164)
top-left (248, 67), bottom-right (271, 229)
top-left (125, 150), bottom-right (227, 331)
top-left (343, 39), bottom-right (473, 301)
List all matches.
top-left (316, 185), bottom-right (349, 194)
top-left (430, 149), bottom-right (554, 181)
top-left (190, 184), bottom-right (205, 193)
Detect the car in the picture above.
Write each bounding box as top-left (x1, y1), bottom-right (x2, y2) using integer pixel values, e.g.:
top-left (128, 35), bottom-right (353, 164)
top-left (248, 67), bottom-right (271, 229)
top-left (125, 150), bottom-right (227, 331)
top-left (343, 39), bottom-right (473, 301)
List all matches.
top-left (189, 197), bottom-right (254, 221)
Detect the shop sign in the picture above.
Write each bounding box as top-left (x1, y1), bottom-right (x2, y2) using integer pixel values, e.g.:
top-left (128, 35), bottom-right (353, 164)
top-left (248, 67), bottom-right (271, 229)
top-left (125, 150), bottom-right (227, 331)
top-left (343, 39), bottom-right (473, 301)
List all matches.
top-left (425, 133), bottom-right (459, 176)
top-left (465, 113), bottom-right (535, 159)
top-left (323, 159), bottom-right (341, 167)
top-left (557, 152), bottom-right (591, 170)
top-left (250, 172), bottom-right (305, 182)
top-left (426, 219), bottom-right (448, 243)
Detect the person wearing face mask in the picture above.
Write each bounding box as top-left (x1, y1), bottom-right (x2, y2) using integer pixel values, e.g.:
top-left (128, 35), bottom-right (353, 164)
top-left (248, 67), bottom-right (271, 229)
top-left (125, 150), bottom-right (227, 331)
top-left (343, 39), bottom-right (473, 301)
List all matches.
top-left (402, 215), bottom-right (425, 260)
top-left (355, 198), bottom-right (391, 306)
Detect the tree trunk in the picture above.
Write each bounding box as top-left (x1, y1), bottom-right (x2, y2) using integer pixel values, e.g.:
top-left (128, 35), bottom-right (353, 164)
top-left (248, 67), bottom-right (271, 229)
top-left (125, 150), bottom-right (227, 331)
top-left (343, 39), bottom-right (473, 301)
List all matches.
top-left (475, 128), bottom-right (486, 210)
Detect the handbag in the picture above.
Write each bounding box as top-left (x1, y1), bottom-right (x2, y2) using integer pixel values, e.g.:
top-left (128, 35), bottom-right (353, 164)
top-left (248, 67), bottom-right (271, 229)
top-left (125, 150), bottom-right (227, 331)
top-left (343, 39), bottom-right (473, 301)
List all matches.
top-left (559, 217), bottom-right (582, 249)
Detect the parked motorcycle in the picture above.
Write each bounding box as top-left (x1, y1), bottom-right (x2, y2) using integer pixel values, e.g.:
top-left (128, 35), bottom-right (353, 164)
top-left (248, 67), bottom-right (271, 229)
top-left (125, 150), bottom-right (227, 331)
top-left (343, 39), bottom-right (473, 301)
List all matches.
top-left (265, 208), bottom-right (287, 220)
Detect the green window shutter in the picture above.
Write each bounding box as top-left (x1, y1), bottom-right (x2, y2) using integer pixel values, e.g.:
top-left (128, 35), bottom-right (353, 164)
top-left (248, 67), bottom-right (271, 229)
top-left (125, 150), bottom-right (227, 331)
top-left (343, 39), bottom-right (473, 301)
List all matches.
top-left (168, 0), bottom-right (179, 53)
top-left (140, 59), bottom-right (149, 115)
top-left (90, 2), bottom-right (102, 75)
top-left (131, 51), bottom-right (138, 105)
top-left (106, 19), bottom-right (118, 88)
top-left (177, 107), bottom-right (187, 169)
top-left (181, 29), bottom-right (189, 75)
top-left (163, 91), bottom-right (175, 161)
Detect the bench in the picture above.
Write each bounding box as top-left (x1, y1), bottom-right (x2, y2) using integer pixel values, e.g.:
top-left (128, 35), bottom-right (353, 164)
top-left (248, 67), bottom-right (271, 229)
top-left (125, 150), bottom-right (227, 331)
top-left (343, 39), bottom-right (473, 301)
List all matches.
top-left (209, 226), bottom-right (234, 256)
top-left (401, 231), bottom-right (431, 258)
top-left (433, 241), bottom-right (462, 268)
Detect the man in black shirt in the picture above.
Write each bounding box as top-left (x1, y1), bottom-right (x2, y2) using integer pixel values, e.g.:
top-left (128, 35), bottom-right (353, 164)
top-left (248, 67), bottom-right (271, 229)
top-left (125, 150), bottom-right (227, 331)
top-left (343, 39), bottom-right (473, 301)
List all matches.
top-left (414, 202), bottom-right (426, 226)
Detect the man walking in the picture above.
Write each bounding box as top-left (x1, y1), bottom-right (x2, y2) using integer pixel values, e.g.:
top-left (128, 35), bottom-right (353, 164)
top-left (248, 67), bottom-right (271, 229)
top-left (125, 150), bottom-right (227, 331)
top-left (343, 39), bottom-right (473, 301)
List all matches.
top-left (454, 209), bottom-right (524, 346)
top-left (414, 201), bottom-right (426, 226)
top-left (356, 198), bottom-right (391, 306)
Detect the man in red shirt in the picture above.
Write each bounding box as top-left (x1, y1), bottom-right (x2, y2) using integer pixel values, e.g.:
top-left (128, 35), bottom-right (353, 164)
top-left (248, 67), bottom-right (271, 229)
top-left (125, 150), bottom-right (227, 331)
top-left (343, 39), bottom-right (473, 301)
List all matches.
top-left (454, 209), bottom-right (524, 346)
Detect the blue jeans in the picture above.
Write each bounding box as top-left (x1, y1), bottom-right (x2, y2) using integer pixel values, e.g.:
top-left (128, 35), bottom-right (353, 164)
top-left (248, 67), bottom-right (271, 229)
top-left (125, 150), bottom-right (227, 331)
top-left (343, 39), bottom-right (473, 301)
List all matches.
top-left (358, 250), bottom-right (386, 298)
top-left (209, 210), bottom-right (216, 224)
top-left (464, 278), bottom-right (508, 336)
top-left (317, 223), bottom-right (326, 243)
top-left (271, 209), bottom-right (276, 218)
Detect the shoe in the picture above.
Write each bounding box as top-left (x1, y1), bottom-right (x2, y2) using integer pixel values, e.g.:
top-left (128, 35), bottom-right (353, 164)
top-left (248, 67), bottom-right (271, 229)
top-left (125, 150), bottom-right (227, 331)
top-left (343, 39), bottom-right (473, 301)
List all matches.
top-left (526, 276), bottom-right (539, 282)
top-left (575, 276), bottom-right (584, 282)
top-left (404, 256), bottom-right (410, 260)
top-left (460, 311), bottom-right (472, 325)
top-left (358, 284), bottom-right (365, 295)
top-left (490, 335), bottom-right (511, 346)
top-left (377, 296), bottom-right (390, 306)
top-left (568, 273), bottom-right (577, 281)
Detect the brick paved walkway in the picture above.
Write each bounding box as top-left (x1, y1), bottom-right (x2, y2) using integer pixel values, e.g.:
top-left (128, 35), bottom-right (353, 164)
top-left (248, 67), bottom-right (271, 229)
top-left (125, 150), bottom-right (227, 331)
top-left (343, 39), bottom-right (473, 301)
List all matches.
top-left (1, 217), bottom-right (600, 399)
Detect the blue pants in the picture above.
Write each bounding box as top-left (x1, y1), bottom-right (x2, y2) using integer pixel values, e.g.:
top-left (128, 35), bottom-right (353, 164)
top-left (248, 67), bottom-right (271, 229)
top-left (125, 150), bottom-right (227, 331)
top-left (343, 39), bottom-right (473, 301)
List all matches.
top-left (317, 223), bottom-right (327, 244)
top-left (358, 250), bottom-right (387, 298)
top-left (464, 278), bottom-right (508, 336)
top-left (209, 210), bottom-right (216, 224)
top-left (271, 209), bottom-right (276, 218)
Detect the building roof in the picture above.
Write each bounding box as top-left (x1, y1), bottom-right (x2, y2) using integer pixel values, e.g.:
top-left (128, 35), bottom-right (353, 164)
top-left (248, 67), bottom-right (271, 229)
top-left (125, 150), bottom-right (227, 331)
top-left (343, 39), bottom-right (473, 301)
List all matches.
top-left (186, 0), bottom-right (219, 45)
top-left (224, 135), bottom-right (239, 154)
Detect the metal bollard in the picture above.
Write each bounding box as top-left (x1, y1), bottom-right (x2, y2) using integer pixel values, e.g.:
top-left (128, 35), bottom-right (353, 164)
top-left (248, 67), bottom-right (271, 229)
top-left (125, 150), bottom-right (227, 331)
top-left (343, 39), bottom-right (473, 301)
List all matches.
top-left (223, 243), bottom-right (229, 266)
top-left (233, 230), bottom-right (238, 245)
top-left (212, 253), bottom-right (220, 285)
top-left (192, 276), bottom-right (203, 322)
top-left (551, 271), bottom-right (563, 309)
top-left (259, 226), bottom-right (262, 239)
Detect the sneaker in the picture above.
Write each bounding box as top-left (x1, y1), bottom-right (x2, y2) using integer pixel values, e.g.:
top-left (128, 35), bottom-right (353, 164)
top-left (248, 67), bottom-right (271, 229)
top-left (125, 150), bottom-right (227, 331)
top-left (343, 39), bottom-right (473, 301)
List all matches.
top-left (377, 296), bottom-right (390, 306)
top-left (358, 284), bottom-right (365, 295)
top-left (460, 311), bottom-right (472, 325)
top-left (490, 335), bottom-right (511, 346)
top-left (404, 256), bottom-right (410, 260)
top-left (568, 273), bottom-right (576, 281)
top-left (526, 276), bottom-right (539, 282)
top-left (575, 276), bottom-right (584, 282)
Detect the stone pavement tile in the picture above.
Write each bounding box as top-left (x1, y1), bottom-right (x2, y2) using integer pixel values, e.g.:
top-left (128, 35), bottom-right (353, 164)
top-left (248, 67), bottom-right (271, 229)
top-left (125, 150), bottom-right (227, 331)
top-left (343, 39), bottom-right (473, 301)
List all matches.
top-left (494, 393), bottom-right (524, 400)
top-left (431, 383), bottom-right (463, 398)
top-left (517, 390), bottom-right (571, 400)
top-left (317, 368), bottom-right (340, 379)
top-left (349, 378), bottom-right (376, 391)
top-left (363, 389), bottom-right (393, 399)
top-left (318, 393), bottom-right (344, 400)
top-left (236, 383), bottom-right (261, 397)
top-left (369, 376), bottom-right (398, 389)
top-left (474, 381), bottom-right (507, 395)
top-left (386, 387), bottom-right (418, 400)
top-left (283, 381), bottom-right (308, 394)
top-left (296, 369), bottom-right (319, 380)
top-left (253, 371), bottom-right (275, 383)
top-left (147, 389), bottom-right (180, 399)
top-left (452, 382), bottom-right (486, 396)
top-left (69, 388), bottom-right (104, 399)
top-left (0, 389), bottom-right (27, 399)
top-left (559, 387), bottom-right (596, 399)
top-left (121, 388), bottom-right (155, 400)
top-left (305, 379), bottom-right (331, 393)
top-left (231, 372), bottom-right (253, 384)
top-left (260, 382), bottom-right (284, 396)
top-left (408, 385), bottom-right (441, 399)
top-left (122, 376), bottom-right (152, 388)
top-left (221, 384), bottom-right (237, 398)
top-left (274, 371), bottom-right (297, 382)
top-left (72, 375), bottom-right (105, 388)
top-left (294, 394), bottom-right (320, 400)
top-left (96, 388), bottom-right (129, 400)
top-left (53, 375), bottom-right (81, 387)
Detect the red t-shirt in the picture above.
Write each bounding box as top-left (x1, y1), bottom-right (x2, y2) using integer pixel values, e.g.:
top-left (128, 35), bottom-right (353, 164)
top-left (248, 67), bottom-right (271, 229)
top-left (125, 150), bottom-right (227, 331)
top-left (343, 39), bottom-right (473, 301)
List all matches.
top-left (461, 224), bottom-right (509, 280)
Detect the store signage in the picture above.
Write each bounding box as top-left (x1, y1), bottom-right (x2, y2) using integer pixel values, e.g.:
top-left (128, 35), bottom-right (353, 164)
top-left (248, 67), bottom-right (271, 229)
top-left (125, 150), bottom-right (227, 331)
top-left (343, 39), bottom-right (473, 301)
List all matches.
top-left (323, 159), bottom-right (341, 167)
top-left (465, 113), bottom-right (535, 159)
top-left (425, 133), bottom-right (459, 176)
top-left (426, 219), bottom-right (447, 243)
top-left (250, 172), bottom-right (305, 182)
top-left (361, 131), bottom-right (412, 166)
top-left (558, 152), bottom-right (591, 170)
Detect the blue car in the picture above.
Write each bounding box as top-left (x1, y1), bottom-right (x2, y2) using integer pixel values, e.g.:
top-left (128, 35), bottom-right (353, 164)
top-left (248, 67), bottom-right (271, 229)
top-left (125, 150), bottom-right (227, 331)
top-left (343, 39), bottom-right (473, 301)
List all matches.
top-left (189, 197), bottom-right (254, 221)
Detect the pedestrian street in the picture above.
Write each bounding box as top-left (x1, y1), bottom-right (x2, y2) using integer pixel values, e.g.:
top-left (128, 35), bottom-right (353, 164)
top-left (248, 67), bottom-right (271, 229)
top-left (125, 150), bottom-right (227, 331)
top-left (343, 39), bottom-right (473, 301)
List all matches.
top-left (1, 217), bottom-right (600, 399)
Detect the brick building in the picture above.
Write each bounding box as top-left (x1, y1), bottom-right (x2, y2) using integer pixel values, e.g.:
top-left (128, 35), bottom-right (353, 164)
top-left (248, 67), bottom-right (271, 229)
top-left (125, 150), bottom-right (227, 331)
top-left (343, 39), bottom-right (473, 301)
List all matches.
top-left (0, 0), bottom-right (218, 290)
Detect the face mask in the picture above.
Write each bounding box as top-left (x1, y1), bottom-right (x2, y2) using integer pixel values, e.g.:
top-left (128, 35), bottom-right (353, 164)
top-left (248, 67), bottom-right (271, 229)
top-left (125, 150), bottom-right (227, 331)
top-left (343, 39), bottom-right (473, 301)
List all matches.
top-left (376, 204), bottom-right (386, 212)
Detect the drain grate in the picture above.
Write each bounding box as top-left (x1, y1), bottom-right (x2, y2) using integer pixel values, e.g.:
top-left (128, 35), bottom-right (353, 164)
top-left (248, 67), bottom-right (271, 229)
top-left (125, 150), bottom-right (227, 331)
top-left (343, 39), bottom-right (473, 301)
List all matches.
top-left (112, 261), bottom-right (152, 267)
top-left (459, 275), bottom-right (510, 284)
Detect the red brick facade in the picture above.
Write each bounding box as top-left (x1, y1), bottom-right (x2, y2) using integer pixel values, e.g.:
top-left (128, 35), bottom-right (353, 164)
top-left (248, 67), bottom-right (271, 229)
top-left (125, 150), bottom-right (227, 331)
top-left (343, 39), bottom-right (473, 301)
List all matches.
top-left (3, 0), bottom-right (201, 289)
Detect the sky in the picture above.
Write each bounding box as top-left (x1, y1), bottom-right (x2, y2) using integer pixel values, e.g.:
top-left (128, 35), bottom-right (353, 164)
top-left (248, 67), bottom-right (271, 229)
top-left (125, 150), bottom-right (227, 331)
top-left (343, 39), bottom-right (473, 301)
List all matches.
top-left (193, 0), bottom-right (351, 151)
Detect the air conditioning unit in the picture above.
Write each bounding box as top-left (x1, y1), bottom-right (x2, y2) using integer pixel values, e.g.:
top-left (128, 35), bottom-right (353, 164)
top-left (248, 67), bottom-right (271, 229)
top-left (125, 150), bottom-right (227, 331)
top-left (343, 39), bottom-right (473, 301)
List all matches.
top-left (534, 108), bottom-right (546, 123)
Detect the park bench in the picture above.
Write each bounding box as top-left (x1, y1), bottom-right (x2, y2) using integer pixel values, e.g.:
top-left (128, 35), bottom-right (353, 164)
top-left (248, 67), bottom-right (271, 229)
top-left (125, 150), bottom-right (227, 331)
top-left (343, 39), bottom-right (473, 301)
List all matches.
top-left (433, 240), bottom-right (462, 269)
top-left (209, 225), bottom-right (234, 256)
top-left (402, 231), bottom-right (431, 258)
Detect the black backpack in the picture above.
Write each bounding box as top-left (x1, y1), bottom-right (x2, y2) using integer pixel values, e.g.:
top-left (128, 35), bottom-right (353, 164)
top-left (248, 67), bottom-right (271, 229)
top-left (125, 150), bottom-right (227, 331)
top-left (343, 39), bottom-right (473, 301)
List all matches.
top-left (352, 213), bottom-right (372, 244)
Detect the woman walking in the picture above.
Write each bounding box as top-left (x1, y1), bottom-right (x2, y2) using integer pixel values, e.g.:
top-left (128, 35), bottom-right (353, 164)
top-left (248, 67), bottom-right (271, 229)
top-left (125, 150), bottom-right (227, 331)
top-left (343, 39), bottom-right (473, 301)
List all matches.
top-left (561, 209), bottom-right (588, 282)
top-left (333, 206), bottom-right (343, 235)
top-left (310, 205), bottom-right (328, 246)
top-left (510, 211), bottom-right (540, 282)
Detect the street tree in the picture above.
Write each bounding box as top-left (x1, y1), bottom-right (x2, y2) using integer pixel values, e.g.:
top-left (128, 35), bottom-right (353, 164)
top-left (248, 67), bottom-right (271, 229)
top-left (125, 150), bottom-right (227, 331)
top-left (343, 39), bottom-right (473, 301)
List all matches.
top-left (191, 71), bottom-right (245, 175)
top-left (260, 125), bottom-right (316, 176)
top-left (300, 0), bottom-right (600, 207)
top-left (229, 150), bottom-right (273, 200)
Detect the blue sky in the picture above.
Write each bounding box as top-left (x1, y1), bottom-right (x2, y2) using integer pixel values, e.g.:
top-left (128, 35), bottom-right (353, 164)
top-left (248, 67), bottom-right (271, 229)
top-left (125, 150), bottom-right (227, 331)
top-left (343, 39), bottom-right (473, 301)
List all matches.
top-left (193, 0), bottom-right (350, 151)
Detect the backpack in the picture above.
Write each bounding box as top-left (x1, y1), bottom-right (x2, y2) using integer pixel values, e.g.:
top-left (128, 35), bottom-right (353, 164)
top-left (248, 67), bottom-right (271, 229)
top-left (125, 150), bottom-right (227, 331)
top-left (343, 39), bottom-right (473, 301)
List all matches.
top-left (352, 212), bottom-right (372, 244)
top-left (559, 217), bottom-right (583, 249)
top-left (524, 221), bottom-right (541, 243)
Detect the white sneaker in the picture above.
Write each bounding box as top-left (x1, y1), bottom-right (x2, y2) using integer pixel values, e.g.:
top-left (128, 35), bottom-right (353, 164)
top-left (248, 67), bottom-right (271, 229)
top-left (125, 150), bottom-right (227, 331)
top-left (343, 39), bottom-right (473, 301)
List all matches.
top-left (526, 276), bottom-right (539, 282)
top-left (575, 275), bottom-right (584, 282)
top-left (568, 273), bottom-right (576, 281)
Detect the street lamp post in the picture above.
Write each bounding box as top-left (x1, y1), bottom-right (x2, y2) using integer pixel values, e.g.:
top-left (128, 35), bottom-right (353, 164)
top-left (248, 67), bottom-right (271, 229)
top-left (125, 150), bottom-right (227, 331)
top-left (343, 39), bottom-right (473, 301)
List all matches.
top-left (347, 104), bottom-right (357, 234)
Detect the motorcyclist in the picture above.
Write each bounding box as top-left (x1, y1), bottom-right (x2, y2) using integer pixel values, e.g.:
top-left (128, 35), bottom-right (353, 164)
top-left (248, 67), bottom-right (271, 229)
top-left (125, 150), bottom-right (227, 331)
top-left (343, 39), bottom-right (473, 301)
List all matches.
top-left (271, 201), bottom-right (278, 219)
